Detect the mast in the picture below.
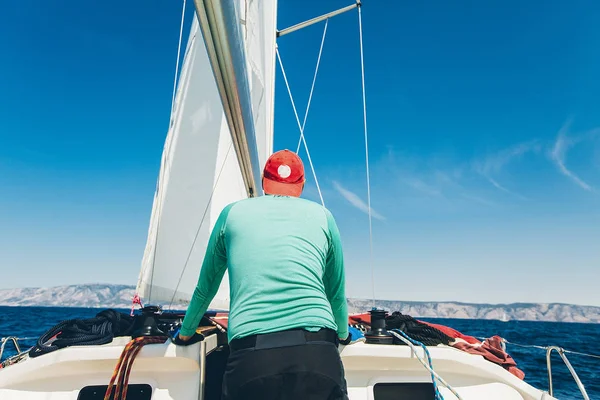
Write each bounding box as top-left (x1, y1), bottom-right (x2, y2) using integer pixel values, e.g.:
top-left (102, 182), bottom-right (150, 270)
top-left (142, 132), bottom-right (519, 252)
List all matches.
top-left (193, 0), bottom-right (263, 197)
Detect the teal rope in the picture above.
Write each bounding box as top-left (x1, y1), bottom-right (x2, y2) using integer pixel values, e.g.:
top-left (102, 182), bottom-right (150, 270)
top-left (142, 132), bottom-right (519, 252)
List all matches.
top-left (392, 329), bottom-right (444, 400)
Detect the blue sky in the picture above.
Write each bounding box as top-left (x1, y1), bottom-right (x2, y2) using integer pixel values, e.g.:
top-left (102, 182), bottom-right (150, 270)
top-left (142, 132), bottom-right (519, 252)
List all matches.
top-left (1, 1), bottom-right (599, 306)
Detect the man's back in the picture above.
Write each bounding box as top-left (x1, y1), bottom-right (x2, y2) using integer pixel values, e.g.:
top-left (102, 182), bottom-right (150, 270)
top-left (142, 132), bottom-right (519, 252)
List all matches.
top-left (223, 195), bottom-right (347, 341)
top-left (177, 149), bottom-right (350, 400)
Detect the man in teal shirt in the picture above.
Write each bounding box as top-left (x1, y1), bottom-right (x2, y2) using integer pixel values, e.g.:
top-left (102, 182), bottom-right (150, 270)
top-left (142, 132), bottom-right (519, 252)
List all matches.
top-left (177, 149), bottom-right (350, 399)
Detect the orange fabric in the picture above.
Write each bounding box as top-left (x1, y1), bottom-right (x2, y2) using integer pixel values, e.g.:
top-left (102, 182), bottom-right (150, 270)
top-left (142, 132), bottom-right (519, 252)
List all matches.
top-left (209, 313), bottom-right (229, 329)
top-left (348, 313), bottom-right (371, 325)
top-left (452, 336), bottom-right (525, 380)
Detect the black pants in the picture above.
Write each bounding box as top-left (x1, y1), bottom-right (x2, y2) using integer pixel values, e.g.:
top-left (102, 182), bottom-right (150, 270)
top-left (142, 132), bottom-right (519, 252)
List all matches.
top-left (222, 328), bottom-right (349, 400)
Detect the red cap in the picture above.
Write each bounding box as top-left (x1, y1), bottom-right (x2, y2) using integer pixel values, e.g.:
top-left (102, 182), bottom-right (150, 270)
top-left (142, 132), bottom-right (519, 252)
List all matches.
top-left (262, 149), bottom-right (305, 197)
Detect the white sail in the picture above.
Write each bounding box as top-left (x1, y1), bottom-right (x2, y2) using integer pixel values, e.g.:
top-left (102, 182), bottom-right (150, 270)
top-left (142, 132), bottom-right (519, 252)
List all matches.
top-left (136, 0), bottom-right (278, 309)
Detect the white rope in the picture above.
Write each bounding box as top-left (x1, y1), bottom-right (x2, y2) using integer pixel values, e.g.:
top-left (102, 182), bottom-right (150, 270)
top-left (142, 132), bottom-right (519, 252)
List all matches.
top-left (357, 5), bottom-right (376, 305)
top-left (296, 19), bottom-right (329, 153)
top-left (390, 331), bottom-right (464, 400)
top-left (170, 0), bottom-right (187, 116)
top-left (276, 46), bottom-right (325, 206)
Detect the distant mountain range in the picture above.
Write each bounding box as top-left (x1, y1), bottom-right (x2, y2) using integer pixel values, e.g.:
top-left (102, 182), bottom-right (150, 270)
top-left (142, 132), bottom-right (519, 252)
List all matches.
top-left (347, 298), bottom-right (600, 324)
top-left (1, 284), bottom-right (599, 323)
top-left (0, 284), bottom-right (138, 309)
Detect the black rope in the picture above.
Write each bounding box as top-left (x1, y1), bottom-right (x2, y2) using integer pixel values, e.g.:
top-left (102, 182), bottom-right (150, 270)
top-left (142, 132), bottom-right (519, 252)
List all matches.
top-left (28, 309), bottom-right (135, 358)
top-left (385, 312), bottom-right (453, 347)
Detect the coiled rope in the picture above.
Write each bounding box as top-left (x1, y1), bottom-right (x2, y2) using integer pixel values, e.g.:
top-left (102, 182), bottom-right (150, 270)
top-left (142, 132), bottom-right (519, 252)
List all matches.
top-left (28, 309), bottom-right (135, 358)
top-left (385, 312), bottom-right (453, 346)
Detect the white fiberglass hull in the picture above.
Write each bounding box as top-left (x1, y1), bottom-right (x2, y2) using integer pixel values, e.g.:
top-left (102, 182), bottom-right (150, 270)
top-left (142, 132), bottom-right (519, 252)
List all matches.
top-left (0, 332), bottom-right (556, 400)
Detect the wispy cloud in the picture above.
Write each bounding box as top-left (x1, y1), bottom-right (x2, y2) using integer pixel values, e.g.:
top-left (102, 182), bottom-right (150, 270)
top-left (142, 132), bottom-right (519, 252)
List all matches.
top-left (373, 150), bottom-right (498, 207)
top-left (474, 140), bottom-right (540, 199)
top-left (550, 122), bottom-right (594, 192)
top-left (487, 177), bottom-right (512, 195)
top-left (332, 181), bottom-right (385, 220)
top-left (477, 140), bottom-right (541, 174)
top-left (378, 150), bottom-right (460, 198)
top-left (403, 177), bottom-right (442, 197)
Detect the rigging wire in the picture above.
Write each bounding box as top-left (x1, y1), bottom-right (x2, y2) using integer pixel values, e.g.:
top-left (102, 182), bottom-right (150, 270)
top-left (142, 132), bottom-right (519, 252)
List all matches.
top-left (476, 337), bottom-right (600, 360)
top-left (296, 19), bottom-right (329, 154)
top-left (357, 3), bottom-right (376, 306)
top-left (276, 45), bottom-right (325, 206)
top-left (170, 0), bottom-right (187, 117)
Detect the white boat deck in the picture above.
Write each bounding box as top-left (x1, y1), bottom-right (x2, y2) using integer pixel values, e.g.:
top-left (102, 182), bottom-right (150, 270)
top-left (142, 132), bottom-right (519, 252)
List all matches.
top-left (0, 332), bottom-right (557, 400)
top-left (340, 342), bottom-right (554, 399)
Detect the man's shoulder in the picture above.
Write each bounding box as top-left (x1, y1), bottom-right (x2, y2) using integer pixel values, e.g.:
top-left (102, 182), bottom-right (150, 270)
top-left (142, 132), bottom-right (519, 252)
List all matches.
top-left (227, 195), bottom-right (335, 218)
top-left (289, 195), bottom-right (326, 208)
top-left (288, 197), bottom-right (339, 227)
top-left (283, 196), bottom-right (334, 215)
top-left (234, 195), bottom-right (321, 206)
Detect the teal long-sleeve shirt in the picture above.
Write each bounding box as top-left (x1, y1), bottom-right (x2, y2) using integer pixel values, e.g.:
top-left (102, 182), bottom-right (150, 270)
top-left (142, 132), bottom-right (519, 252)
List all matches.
top-left (179, 195), bottom-right (348, 342)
